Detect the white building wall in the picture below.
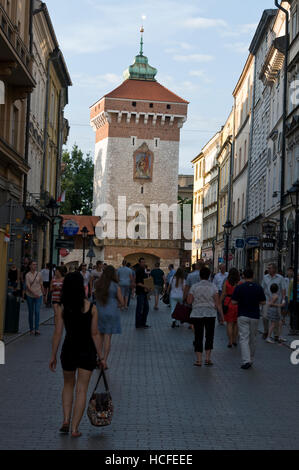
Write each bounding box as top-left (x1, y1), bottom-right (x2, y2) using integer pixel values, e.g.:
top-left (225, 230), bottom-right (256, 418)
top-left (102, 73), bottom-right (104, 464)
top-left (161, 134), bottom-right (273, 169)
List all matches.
top-left (248, 26), bottom-right (274, 222)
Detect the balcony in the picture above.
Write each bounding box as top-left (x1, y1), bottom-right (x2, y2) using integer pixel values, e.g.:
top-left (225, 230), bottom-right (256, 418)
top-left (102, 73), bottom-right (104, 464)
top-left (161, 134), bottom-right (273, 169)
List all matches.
top-left (0, 136), bottom-right (30, 175)
top-left (0, 6), bottom-right (35, 89)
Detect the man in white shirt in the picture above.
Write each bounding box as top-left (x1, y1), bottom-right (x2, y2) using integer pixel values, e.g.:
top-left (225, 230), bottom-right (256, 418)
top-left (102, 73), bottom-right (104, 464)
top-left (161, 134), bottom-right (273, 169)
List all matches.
top-left (261, 263), bottom-right (286, 341)
top-left (213, 264), bottom-right (228, 291)
top-left (117, 260), bottom-right (134, 310)
top-left (40, 263), bottom-right (54, 304)
top-left (213, 264), bottom-right (228, 325)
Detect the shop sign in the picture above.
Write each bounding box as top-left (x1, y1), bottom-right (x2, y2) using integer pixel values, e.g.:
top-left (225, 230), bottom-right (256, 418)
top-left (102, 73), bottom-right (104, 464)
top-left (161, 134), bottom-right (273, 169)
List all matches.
top-left (235, 238), bottom-right (245, 249)
top-left (246, 237), bottom-right (260, 247)
top-left (261, 239), bottom-right (276, 251)
top-left (63, 220), bottom-right (79, 236)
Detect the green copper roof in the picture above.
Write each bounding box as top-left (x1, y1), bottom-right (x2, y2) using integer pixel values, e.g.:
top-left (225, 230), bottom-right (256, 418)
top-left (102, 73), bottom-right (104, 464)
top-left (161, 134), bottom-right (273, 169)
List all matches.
top-left (123, 27), bottom-right (157, 81)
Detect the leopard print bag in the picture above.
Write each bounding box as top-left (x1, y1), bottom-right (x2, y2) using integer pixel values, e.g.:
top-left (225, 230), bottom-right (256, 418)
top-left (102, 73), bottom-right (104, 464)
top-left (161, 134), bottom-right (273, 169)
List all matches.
top-left (87, 369), bottom-right (113, 427)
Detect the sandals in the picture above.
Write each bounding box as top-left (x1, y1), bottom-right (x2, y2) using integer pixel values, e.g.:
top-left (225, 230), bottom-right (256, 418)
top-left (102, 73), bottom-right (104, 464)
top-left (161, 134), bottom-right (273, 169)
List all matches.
top-left (193, 362), bottom-right (202, 367)
top-left (59, 423), bottom-right (70, 434)
top-left (71, 431), bottom-right (82, 438)
top-left (205, 360), bottom-right (213, 366)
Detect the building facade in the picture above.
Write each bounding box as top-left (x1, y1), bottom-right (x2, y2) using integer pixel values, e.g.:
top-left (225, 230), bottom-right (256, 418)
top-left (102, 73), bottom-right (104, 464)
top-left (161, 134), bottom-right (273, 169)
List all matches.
top-left (190, 3), bottom-right (298, 279)
top-left (90, 32), bottom-right (188, 270)
top-left (284, 0), bottom-right (299, 270)
top-left (178, 174), bottom-right (193, 202)
top-left (0, 0), bottom-right (71, 276)
top-left (261, 5), bottom-right (289, 271)
top-left (0, 0), bottom-right (35, 205)
top-left (25, 3), bottom-right (71, 268)
top-left (231, 54), bottom-right (254, 271)
top-left (215, 110), bottom-right (234, 267)
top-left (245, 9), bottom-right (277, 280)
top-left (201, 132), bottom-right (221, 270)
top-left (191, 152), bottom-right (204, 263)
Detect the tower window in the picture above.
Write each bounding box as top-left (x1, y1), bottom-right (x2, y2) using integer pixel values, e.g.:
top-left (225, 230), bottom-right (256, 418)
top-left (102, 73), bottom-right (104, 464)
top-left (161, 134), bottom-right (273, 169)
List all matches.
top-left (131, 136), bottom-right (137, 146)
top-left (149, 103), bottom-right (153, 108)
top-left (141, 186), bottom-right (144, 194)
top-left (154, 138), bottom-right (159, 148)
top-left (167, 104), bottom-right (171, 110)
top-left (132, 101), bottom-right (136, 107)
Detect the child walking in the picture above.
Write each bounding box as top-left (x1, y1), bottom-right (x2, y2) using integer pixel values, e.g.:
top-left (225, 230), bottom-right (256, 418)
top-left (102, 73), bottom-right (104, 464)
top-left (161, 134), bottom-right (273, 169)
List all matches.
top-left (266, 283), bottom-right (286, 344)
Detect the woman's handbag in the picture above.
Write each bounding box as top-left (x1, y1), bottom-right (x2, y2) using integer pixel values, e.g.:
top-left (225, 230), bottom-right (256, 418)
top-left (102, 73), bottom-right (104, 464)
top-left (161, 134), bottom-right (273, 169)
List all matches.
top-left (161, 291), bottom-right (170, 305)
top-left (222, 300), bottom-right (229, 315)
top-left (172, 302), bottom-right (192, 323)
top-left (87, 369), bottom-right (113, 427)
top-left (222, 294), bottom-right (232, 315)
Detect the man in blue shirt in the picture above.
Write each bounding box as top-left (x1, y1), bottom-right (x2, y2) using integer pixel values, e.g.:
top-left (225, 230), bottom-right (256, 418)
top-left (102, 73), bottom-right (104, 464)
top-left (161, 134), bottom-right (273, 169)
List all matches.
top-left (166, 264), bottom-right (176, 308)
top-left (117, 260), bottom-right (134, 310)
top-left (183, 262), bottom-right (203, 300)
top-left (232, 268), bottom-right (266, 370)
top-left (166, 264), bottom-right (176, 285)
top-left (126, 262), bottom-right (136, 307)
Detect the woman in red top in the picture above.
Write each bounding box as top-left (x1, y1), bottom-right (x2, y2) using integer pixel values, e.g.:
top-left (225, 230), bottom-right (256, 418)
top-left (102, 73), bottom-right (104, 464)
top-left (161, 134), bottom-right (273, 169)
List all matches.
top-left (220, 268), bottom-right (240, 348)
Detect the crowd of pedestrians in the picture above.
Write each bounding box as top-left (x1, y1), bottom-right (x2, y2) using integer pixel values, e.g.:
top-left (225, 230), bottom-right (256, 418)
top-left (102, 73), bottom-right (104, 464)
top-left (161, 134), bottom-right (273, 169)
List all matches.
top-left (8, 255), bottom-right (295, 437)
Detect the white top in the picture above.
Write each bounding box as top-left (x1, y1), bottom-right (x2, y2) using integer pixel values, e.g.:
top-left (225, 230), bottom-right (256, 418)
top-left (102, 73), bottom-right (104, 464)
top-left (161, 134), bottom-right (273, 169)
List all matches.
top-left (190, 280), bottom-right (218, 318)
top-left (81, 271), bottom-right (91, 287)
top-left (170, 277), bottom-right (185, 299)
top-left (261, 273), bottom-right (286, 300)
top-left (90, 269), bottom-right (102, 292)
top-left (213, 272), bottom-right (228, 292)
top-left (40, 268), bottom-right (49, 282)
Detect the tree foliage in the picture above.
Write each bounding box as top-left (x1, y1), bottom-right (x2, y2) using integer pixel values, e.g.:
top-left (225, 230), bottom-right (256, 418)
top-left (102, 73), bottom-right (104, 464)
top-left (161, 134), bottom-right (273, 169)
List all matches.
top-left (60, 145), bottom-right (94, 215)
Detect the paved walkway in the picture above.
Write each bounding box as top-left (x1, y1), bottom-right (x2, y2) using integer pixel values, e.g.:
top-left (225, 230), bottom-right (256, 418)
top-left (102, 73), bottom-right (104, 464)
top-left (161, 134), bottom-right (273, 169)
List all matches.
top-left (0, 298), bottom-right (299, 450)
top-left (3, 301), bottom-right (53, 344)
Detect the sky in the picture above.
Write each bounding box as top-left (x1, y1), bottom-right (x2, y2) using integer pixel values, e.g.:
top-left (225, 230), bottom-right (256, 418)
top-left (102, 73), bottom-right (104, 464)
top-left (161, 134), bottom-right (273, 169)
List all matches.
top-left (46, 0), bottom-right (275, 174)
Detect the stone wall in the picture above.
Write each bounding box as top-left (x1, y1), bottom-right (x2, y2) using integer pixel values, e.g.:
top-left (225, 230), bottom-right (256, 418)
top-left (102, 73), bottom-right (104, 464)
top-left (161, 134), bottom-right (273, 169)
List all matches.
top-left (93, 136), bottom-right (180, 226)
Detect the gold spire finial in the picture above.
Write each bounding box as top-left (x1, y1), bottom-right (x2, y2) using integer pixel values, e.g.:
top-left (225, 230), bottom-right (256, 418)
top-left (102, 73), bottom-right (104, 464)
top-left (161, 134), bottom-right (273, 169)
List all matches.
top-left (140, 16), bottom-right (146, 55)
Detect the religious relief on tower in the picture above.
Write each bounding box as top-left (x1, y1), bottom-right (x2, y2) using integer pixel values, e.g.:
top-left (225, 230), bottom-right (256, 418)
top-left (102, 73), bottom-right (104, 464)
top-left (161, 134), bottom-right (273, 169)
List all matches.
top-left (133, 143), bottom-right (153, 181)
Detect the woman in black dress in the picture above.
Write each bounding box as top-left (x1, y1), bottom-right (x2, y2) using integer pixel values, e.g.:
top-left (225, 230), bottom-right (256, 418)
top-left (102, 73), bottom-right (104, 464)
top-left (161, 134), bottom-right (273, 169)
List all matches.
top-left (49, 272), bottom-right (102, 437)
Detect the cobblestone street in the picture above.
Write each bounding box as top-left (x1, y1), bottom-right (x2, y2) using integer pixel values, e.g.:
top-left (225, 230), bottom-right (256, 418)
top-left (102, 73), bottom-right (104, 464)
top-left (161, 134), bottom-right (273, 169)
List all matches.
top-left (0, 298), bottom-right (299, 450)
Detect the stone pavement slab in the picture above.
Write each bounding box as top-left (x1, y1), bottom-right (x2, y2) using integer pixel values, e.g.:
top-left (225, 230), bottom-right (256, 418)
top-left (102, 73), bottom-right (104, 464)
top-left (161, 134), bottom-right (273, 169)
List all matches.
top-left (3, 301), bottom-right (53, 345)
top-left (0, 298), bottom-right (299, 450)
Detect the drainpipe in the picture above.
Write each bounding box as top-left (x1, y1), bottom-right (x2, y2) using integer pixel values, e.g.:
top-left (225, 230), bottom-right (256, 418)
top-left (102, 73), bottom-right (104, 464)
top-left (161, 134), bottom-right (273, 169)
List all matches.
top-left (224, 135), bottom-right (234, 271)
top-left (275, 0), bottom-right (289, 271)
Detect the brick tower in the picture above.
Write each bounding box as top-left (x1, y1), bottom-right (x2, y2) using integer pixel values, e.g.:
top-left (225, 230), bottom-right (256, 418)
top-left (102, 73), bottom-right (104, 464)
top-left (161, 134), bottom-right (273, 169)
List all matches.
top-left (90, 28), bottom-right (189, 269)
